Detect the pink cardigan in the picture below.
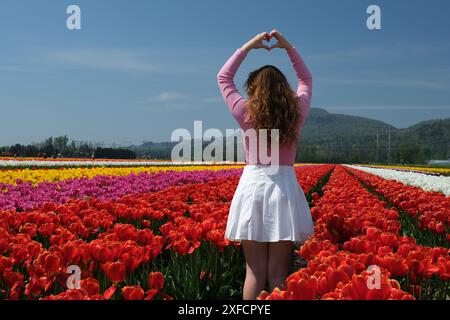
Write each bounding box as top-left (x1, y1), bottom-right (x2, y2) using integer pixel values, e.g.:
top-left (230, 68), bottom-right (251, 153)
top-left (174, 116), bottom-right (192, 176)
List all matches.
top-left (217, 46), bottom-right (312, 165)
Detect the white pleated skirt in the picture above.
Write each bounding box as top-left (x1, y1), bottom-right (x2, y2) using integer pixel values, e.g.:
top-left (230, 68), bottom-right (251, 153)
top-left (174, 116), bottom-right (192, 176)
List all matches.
top-left (225, 165), bottom-right (314, 244)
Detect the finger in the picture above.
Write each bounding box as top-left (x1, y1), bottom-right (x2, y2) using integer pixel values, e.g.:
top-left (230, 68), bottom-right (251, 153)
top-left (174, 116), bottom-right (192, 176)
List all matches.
top-left (258, 32), bottom-right (268, 40)
top-left (255, 43), bottom-right (270, 50)
top-left (272, 31), bottom-right (284, 41)
top-left (270, 43), bottom-right (281, 50)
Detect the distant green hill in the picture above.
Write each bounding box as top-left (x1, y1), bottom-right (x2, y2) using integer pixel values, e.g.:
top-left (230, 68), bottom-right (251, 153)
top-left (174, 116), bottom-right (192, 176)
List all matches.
top-left (302, 108), bottom-right (395, 145)
top-left (297, 108), bottom-right (449, 163)
top-left (399, 118), bottom-right (450, 148)
top-left (131, 108), bottom-right (450, 164)
top-left (392, 118), bottom-right (450, 164)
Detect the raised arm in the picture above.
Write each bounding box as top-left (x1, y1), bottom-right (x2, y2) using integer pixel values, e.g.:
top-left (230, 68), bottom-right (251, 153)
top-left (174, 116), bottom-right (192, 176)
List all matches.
top-left (216, 48), bottom-right (247, 115)
top-left (217, 32), bottom-right (270, 119)
top-left (287, 47), bottom-right (313, 108)
top-left (269, 30), bottom-right (313, 126)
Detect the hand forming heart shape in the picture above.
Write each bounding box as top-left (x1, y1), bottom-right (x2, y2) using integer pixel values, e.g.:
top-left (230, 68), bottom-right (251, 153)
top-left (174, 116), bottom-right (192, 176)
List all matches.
top-left (263, 33), bottom-right (278, 48)
top-left (266, 30), bottom-right (292, 51)
top-left (241, 30), bottom-right (292, 53)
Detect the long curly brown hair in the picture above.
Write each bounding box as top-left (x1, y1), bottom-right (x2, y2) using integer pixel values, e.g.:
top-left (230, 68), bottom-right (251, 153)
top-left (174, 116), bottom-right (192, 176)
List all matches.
top-left (244, 65), bottom-right (299, 146)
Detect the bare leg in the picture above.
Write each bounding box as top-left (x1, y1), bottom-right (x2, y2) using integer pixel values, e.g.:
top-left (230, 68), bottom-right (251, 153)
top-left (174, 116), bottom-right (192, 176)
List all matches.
top-left (267, 241), bottom-right (293, 291)
top-left (241, 240), bottom-right (268, 300)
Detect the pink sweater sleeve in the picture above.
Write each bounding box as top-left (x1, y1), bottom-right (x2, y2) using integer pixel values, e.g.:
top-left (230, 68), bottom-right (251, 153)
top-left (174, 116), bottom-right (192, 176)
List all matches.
top-left (286, 46), bottom-right (313, 127)
top-left (216, 48), bottom-right (248, 124)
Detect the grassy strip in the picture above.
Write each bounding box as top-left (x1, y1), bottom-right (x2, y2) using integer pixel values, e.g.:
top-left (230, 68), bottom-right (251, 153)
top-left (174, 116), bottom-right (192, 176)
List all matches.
top-left (305, 166), bottom-right (335, 206)
top-left (154, 242), bottom-right (245, 300)
top-left (290, 166), bottom-right (336, 274)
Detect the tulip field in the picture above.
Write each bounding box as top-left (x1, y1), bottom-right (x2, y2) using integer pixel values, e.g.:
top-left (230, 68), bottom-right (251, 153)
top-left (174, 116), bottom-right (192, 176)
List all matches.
top-left (0, 160), bottom-right (449, 300)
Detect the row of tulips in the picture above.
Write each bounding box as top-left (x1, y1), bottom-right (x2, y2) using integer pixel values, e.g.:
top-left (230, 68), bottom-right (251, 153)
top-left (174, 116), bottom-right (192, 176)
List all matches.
top-left (0, 165), bottom-right (334, 300)
top-left (345, 166), bottom-right (450, 247)
top-left (0, 165), bottom-right (243, 186)
top-left (258, 166), bottom-right (449, 300)
top-left (347, 165), bottom-right (450, 196)
top-left (0, 159), bottom-right (245, 169)
top-left (0, 168), bottom-right (243, 212)
top-left (355, 164), bottom-right (450, 176)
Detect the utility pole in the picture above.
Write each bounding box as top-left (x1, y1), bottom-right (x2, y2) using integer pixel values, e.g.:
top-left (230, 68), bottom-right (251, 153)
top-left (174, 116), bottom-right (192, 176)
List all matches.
top-left (388, 127), bottom-right (391, 164)
top-left (376, 129), bottom-right (379, 163)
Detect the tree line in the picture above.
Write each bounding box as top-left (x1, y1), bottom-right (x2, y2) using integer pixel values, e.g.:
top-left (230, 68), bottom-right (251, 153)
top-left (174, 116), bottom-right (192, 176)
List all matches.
top-left (0, 136), bottom-right (136, 159)
top-left (1, 133), bottom-right (448, 164)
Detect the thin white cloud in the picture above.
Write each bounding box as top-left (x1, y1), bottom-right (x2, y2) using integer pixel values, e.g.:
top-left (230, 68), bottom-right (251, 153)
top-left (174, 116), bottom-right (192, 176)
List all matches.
top-left (46, 48), bottom-right (162, 73)
top-left (153, 91), bottom-right (190, 102)
top-left (134, 91), bottom-right (190, 104)
top-left (3, 47), bottom-right (206, 75)
top-left (133, 92), bottom-right (225, 111)
top-left (133, 91), bottom-right (199, 112)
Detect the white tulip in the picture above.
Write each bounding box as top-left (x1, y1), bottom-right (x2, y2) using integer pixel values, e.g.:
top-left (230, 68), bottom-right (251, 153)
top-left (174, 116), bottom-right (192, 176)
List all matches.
top-left (345, 165), bottom-right (450, 196)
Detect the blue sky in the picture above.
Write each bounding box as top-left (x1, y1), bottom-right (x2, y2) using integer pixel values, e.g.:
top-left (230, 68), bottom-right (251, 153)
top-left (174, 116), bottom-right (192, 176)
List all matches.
top-left (1, 0), bottom-right (449, 146)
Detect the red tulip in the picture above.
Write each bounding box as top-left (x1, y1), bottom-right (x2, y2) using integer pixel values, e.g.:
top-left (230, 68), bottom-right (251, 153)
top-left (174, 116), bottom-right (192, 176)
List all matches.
top-left (172, 238), bottom-right (191, 255)
top-left (144, 289), bottom-right (159, 300)
top-left (20, 223), bottom-right (37, 237)
top-left (103, 261), bottom-right (126, 283)
top-left (345, 274), bottom-right (392, 300)
top-left (148, 272), bottom-right (164, 290)
top-left (141, 220), bottom-right (152, 228)
top-left (11, 245), bottom-right (29, 263)
top-left (3, 270), bottom-right (24, 288)
top-left (93, 246), bottom-right (114, 264)
top-left (81, 278), bottom-right (100, 296)
top-left (287, 277), bottom-right (318, 300)
top-left (44, 253), bottom-right (62, 273)
top-left (114, 224), bottom-right (137, 241)
top-left (200, 271), bottom-right (212, 281)
top-left (311, 192), bottom-right (320, 203)
top-left (61, 243), bottom-right (79, 262)
top-left (408, 259), bottom-right (425, 279)
top-left (257, 291), bottom-right (269, 300)
top-left (0, 256), bottom-right (15, 273)
top-left (0, 238), bottom-right (8, 253)
top-left (366, 227), bottom-right (380, 240)
top-left (159, 222), bottom-right (175, 236)
top-left (122, 285), bottom-right (144, 300)
top-left (103, 285), bottom-right (117, 300)
top-left (435, 222), bottom-right (445, 234)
